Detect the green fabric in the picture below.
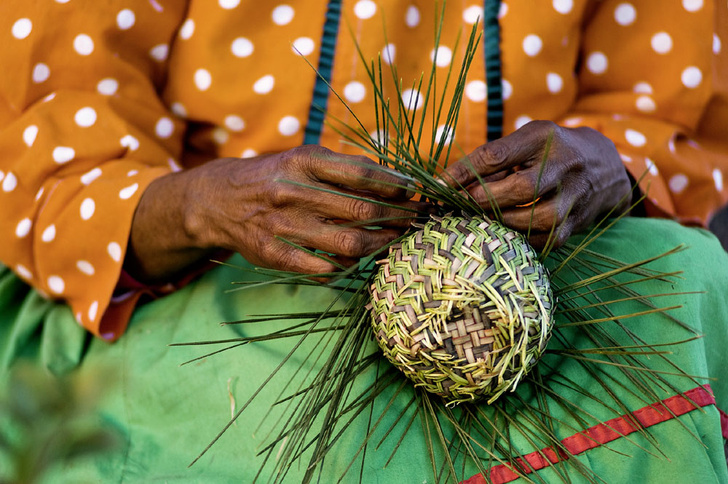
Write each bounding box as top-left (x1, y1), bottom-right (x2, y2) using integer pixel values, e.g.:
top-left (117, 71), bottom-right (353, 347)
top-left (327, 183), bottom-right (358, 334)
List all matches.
top-left (1, 218), bottom-right (727, 483)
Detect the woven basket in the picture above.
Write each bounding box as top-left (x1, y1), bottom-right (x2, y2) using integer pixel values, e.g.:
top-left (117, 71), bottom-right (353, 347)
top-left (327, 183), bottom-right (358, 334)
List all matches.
top-left (369, 215), bottom-right (554, 404)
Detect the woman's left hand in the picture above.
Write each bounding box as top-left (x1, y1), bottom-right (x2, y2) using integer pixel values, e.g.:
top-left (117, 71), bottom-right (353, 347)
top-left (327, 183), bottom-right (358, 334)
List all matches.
top-left (442, 120), bottom-right (633, 249)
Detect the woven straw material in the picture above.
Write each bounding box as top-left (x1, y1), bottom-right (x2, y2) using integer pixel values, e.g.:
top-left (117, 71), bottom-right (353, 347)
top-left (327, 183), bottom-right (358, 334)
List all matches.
top-left (369, 215), bottom-right (554, 404)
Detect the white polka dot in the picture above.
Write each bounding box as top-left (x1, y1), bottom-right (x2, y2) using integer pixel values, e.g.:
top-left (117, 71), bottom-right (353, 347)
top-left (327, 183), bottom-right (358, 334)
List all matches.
top-left (431, 46), bottom-right (452, 67)
top-left (463, 5), bottom-right (483, 24)
top-left (633, 82), bottom-right (653, 94)
top-left (625, 129), bottom-right (646, 147)
top-left (683, 0), bottom-right (703, 11)
top-left (127, 169), bottom-right (138, 177)
top-left (354, 0), bottom-right (377, 19)
top-left (651, 32), bottom-right (673, 54)
top-left (180, 19), bottom-right (195, 40)
top-left (48, 276), bottom-right (65, 294)
top-left (278, 116), bottom-right (300, 136)
top-left (35, 187), bottom-right (44, 201)
top-left (405, 5), bottom-right (420, 27)
top-left (120, 134), bottom-right (140, 151)
top-left (586, 52), bottom-right (608, 74)
top-left (636, 95), bottom-right (656, 112)
top-left (435, 125), bottom-right (454, 146)
top-left (119, 183), bottom-right (139, 200)
top-left (171, 102), bottom-right (187, 118)
top-left (292, 37), bottom-right (314, 56)
top-left (713, 169), bottom-right (724, 191)
top-left (108, 242), bottom-right (122, 262)
top-left (465, 80), bottom-right (487, 102)
top-left (23, 125), bottom-right (38, 147)
top-left (253, 75), bottom-right (275, 94)
top-left (681, 66), bottom-right (702, 88)
top-left (53, 147), bottom-right (75, 163)
top-left (80, 198), bottom-right (95, 220)
top-left (382, 44), bottom-right (396, 64)
top-left (3, 172), bottom-right (17, 192)
top-left (97, 78), bottom-right (118, 95)
top-left (614, 3), bottom-right (636, 25)
top-left (231, 37), bottom-right (254, 57)
top-left (645, 158), bottom-right (658, 176)
top-left (117, 9), bottom-right (135, 30)
top-left (241, 149), bottom-right (258, 158)
top-left (546, 72), bottom-right (563, 93)
top-left (32, 63), bottom-right (50, 83)
top-left (42, 93), bottom-right (56, 102)
top-left (272, 5), bottom-right (295, 25)
top-left (498, 2), bottom-right (508, 18)
top-left (219, 0), bottom-right (240, 8)
top-left (41, 224), bottom-right (56, 242)
top-left (714, 34), bottom-right (722, 55)
top-left (402, 89), bottom-right (423, 110)
top-left (88, 300), bottom-right (98, 321)
top-left (620, 153), bottom-right (633, 163)
top-left (155, 117), bottom-right (174, 138)
top-left (502, 79), bottom-right (513, 100)
top-left (522, 34), bottom-right (543, 56)
top-left (212, 127), bottom-right (229, 145)
top-left (74, 107), bottom-right (97, 127)
top-left (150, 44), bottom-right (169, 62)
top-left (16, 218), bottom-right (31, 238)
top-left (515, 115), bottom-right (532, 130)
top-left (342, 81), bottom-right (366, 104)
top-left (12, 19), bottom-right (32, 39)
top-left (16, 264), bottom-right (32, 280)
top-left (73, 34), bottom-right (94, 55)
top-left (669, 174), bottom-right (689, 194)
top-left (80, 168), bottom-right (102, 185)
top-left (553, 0), bottom-right (573, 14)
top-left (194, 69), bottom-right (212, 91)
top-left (168, 158), bottom-right (182, 172)
top-left (224, 115), bottom-right (245, 132)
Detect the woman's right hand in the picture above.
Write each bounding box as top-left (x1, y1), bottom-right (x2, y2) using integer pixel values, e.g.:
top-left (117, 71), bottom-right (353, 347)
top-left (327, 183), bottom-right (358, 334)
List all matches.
top-left (125, 145), bottom-right (422, 282)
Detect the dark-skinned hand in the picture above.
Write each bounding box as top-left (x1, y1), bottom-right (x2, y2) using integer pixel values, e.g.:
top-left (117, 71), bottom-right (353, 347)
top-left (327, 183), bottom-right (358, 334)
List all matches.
top-left (125, 145), bottom-right (423, 282)
top-left (442, 120), bottom-right (633, 249)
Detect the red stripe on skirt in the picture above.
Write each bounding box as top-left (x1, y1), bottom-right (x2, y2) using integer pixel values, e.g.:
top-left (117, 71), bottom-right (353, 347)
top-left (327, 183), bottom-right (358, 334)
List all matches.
top-left (461, 385), bottom-right (717, 484)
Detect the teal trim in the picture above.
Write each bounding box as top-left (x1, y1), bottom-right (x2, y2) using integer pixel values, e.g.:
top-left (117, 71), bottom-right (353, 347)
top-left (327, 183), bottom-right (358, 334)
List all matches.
top-left (303, 0), bottom-right (342, 145)
top-left (483, 0), bottom-right (503, 141)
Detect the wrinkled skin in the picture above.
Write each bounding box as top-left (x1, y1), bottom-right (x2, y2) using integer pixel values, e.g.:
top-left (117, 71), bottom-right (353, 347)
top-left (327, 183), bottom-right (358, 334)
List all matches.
top-left (126, 145), bottom-right (423, 282)
top-left (443, 120), bottom-right (633, 249)
top-left (126, 121), bottom-right (633, 282)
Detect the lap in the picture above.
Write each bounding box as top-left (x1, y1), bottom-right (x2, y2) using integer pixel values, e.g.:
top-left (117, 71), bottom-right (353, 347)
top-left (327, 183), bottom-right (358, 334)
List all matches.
top-left (1, 218), bottom-right (727, 483)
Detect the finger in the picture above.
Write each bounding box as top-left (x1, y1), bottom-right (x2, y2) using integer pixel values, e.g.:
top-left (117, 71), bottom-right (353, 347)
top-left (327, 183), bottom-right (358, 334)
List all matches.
top-left (309, 225), bottom-right (402, 259)
top-left (316, 195), bottom-right (425, 228)
top-left (499, 198), bottom-right (567, 233)
top-left (296, 145), bottom-right (413, 200)
top-left (468, 162), bottom-right (562, 210)
top-left (442, 120), bottom-right (556, 188)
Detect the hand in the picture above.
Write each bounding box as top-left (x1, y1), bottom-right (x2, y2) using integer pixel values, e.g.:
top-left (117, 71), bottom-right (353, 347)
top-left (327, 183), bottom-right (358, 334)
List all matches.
top-left (126, 145), bottom-right (422, 282)
top-left (442, 120), bottom-right (632, 249)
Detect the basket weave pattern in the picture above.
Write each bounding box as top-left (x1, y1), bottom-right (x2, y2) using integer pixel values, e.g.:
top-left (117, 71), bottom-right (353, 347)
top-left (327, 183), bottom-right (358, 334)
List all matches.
top-left (369, 215), bottom-right (554, 404)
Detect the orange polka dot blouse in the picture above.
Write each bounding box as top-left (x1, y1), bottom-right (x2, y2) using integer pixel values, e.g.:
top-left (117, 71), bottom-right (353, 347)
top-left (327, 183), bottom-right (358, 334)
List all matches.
top-left (1, 0), bottom-right (726, 340)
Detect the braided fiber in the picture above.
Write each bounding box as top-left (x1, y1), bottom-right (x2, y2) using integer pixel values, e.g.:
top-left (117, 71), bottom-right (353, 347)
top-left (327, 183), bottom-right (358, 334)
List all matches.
top-left (369, 215), bottom-right (554, 404)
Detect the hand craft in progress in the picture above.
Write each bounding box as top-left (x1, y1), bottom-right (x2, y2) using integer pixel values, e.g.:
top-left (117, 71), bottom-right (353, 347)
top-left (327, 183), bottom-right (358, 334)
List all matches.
top-left (370, 215), bottom-right (553, 404)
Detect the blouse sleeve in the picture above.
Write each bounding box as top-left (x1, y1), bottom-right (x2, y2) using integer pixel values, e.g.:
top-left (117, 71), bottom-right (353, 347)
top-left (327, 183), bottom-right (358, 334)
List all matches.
top-left (0, 1), bottom-right (188, 340)
top-left (561, 0), bottom-right (728, 224)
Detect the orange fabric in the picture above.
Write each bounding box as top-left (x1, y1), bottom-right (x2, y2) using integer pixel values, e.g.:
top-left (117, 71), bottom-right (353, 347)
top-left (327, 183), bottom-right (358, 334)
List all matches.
top-left (1, 0), bottom-right (726, 339)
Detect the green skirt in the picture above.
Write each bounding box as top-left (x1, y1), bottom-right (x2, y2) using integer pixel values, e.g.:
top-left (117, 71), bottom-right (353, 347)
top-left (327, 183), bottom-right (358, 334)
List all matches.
top-left (1, 218), bottom-right (727, 483)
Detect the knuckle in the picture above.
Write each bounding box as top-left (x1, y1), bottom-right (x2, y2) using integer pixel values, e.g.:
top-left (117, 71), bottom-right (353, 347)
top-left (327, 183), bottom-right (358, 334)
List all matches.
top-left (347, 198), bottom-right (378, 221)
top-left (334, 229), bottom-right (367, 257)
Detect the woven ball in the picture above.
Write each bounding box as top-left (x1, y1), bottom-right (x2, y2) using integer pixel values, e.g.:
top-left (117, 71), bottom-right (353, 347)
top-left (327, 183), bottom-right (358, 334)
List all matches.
top-left (369, 215), bottom-right (554, 404)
